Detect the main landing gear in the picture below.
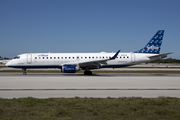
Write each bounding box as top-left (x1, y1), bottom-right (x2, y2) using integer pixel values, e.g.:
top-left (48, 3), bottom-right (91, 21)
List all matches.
top-left (22, 68), bottom-right (27, 75)
top-left (84, 70), bottom-right (92, 75)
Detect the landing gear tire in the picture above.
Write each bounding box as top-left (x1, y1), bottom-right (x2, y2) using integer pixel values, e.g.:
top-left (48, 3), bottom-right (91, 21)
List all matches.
top-left (84, 71), bottom-right (92, 75)
top-left (22, 68), bottom-right (27, 75)
top-left (23, 72), bottom-right (27, 75)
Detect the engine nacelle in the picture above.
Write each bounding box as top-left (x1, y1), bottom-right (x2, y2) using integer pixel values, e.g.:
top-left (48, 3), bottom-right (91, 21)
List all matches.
top-left (61, 65), bottom-right (80, 73)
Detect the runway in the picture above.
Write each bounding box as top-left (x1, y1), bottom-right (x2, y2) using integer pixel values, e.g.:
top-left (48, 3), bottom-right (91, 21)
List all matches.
top-left (0, 73), bottom-right (180, 98)
top-left (1, 67), bottom-right (180, 71)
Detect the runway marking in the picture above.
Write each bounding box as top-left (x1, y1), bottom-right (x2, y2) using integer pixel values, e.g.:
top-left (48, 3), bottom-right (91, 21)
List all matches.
top-left (1, 89), bottom-right (180, 91)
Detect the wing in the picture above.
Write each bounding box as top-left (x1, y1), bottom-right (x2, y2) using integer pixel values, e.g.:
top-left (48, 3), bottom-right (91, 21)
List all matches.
top-left (79, 50), bottom-right (120, 69)
top-left (62, 50), bottom-right (120, 69)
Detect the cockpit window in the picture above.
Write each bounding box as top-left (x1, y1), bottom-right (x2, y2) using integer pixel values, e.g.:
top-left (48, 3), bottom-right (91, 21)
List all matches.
top-left (14, 56), bottom-right (20, 59)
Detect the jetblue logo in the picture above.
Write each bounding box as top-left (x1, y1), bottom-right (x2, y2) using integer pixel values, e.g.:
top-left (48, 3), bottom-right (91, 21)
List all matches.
top-left (65, 68), bottom-right (75, 70)
top-left (38, 54), bottom-right (48, 57)
top-left (147, 46), bottom-right (159, 50)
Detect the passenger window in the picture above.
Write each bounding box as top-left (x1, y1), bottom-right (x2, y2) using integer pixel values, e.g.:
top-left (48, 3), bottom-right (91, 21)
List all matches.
top-left (92, 57), bottom-right (94, 59)
top-left (73, 57), bottom-right (74, 59)
top-left (50, 57), bottom-right (52, 59)
top-left (43, 57), bottom-right (44, 59)
top-left (54, 57), bottom-right (56, 59)
top-left (46, 57), bottom-right (48, 59)
top-left (61, 57), bottom-right (63, 59)
top-left (35, 57), bottom-right (37, 59)
top-left (81, 57), bottom-right (83, 59)
top-left (58, 57), bottom-right (59, 59)
top-left (85, 57), bottom-right (87, 59)
top-left (69, 57), bottom-right (71, 59)
top-left (89, 57), bottom-right (91, 59)
top-left (65, 57), bottom-right (67, 59)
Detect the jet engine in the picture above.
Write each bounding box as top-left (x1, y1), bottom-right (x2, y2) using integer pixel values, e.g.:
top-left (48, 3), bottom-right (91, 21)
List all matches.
top-left (61, 65), bottom-right (80, 73)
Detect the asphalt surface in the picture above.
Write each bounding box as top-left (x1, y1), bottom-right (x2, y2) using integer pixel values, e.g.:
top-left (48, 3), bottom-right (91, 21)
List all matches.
top-left (0, 73), bottom-right (180, 98)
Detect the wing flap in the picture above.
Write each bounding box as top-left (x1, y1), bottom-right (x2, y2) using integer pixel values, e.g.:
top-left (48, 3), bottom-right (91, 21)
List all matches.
top-left (79, 59), bottom-right (108, 68)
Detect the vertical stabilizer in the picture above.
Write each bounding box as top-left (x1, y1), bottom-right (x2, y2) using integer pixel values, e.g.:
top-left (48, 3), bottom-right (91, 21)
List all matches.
top-left (134, 30), bottom-right (164, 54)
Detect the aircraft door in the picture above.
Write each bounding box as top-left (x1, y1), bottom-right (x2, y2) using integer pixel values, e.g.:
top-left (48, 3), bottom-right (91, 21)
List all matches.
top-left (131, 53), bottom-right (135, 63)
top-left (27, 54), bottom-right (32, 64)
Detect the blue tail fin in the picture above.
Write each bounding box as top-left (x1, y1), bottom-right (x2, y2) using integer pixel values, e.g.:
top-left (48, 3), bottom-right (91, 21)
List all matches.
top-left (134, 30), bottom-right (164, 54)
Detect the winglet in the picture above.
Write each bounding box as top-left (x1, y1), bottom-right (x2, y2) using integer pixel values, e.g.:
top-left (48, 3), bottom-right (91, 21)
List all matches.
top-left (110, 50), bottom-right (120, 60)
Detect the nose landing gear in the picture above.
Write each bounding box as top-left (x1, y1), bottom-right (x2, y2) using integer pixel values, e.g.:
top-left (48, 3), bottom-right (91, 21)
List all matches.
top-left (22, 68), bottom-right (27, 75)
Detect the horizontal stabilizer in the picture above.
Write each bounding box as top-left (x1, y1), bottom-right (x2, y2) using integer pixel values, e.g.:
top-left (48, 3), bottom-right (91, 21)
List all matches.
top-left (148, 52), bottom-right (173, 59)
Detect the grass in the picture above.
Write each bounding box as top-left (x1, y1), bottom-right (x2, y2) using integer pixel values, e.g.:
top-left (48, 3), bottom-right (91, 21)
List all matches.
top-left (0, 97), bottom-right (180, 120)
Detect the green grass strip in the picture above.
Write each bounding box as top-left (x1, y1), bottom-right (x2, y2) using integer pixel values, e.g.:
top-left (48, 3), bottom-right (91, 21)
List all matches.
top-left (0, 97), bottom-right (180, 120)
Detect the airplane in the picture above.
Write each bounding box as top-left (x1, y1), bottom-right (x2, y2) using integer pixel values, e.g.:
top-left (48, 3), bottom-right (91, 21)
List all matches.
top-left (0, 60), bottom-right (11, 64)
top-left (6, 30), bottom-right (172, 75)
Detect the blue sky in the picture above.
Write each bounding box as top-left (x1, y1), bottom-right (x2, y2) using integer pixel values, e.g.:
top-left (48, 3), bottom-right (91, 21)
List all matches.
top-left (0, 0), bottom-right (180, 59)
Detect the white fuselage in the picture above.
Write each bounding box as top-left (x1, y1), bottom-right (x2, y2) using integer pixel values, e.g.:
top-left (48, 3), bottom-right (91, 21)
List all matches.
top-left (6, 52), bottom-right (157, 69)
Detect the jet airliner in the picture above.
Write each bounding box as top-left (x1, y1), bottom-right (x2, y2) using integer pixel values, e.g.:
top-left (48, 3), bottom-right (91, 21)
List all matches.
top-left (6, 30), bottom-right (172, 75)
